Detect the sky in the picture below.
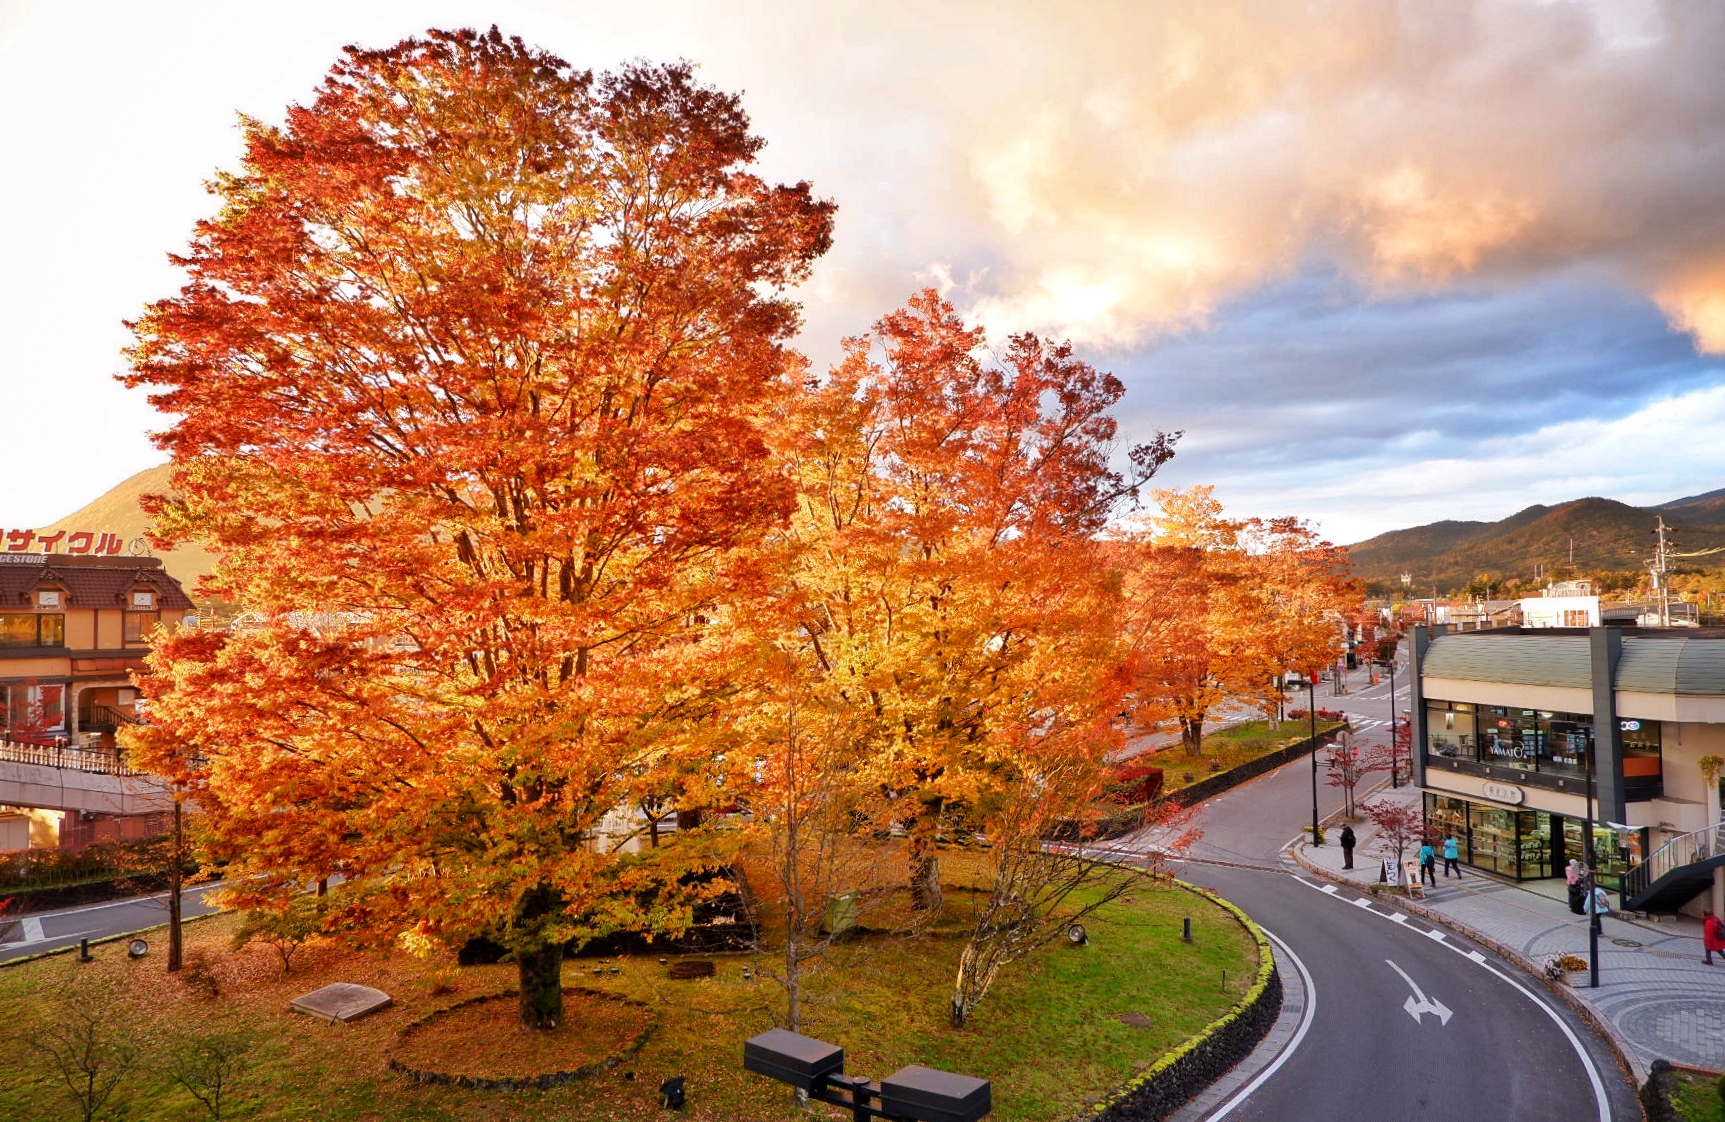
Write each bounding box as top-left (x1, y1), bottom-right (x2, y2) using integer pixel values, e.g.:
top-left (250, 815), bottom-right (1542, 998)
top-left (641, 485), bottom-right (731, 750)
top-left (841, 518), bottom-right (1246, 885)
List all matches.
top-left (2, 0), bottom-right (1723, 545)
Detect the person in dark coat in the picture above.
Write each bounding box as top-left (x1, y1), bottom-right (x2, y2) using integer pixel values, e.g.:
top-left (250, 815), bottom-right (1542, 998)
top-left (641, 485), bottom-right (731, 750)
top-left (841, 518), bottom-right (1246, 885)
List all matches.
top-left (1339, 824), bottom-right (1356, 870)
top-left (1566, 860), bottom-right (1587, 915)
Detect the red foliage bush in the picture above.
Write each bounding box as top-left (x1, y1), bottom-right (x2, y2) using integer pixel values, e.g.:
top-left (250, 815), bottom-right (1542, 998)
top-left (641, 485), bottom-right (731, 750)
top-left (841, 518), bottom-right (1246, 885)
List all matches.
top-left (1104, 762), bottom-right (1165, 805)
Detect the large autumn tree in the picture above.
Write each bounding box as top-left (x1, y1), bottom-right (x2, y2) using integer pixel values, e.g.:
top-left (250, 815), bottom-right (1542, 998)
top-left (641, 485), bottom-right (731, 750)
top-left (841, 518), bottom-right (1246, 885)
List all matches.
top-left (121, 28), bottom-right (833, 1029)
top-left (1124, 487), bottom-right (1355, 755)
top-left (772, 292), bottom-right (1175, 908)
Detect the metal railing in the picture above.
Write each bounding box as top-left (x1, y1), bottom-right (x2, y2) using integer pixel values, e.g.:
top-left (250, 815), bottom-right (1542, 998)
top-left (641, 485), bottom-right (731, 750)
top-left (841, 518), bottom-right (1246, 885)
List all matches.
top-left (0, 737), bottom-right (142, 777)
top-left (1622, 822), bottom-right (1725, 903)
top-left (81, 704), bottom-right (141, 730)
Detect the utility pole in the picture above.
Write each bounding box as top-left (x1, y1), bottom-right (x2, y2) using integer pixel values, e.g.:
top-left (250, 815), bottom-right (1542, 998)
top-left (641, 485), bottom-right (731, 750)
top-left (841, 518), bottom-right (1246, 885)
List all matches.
top-left (1651, 517), bottom-right (1671, 628)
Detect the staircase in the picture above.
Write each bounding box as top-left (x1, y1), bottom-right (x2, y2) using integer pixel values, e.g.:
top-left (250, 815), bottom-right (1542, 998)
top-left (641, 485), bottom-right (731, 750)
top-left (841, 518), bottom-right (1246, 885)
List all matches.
top-left (1622, 823), bottom-right (1725, 912)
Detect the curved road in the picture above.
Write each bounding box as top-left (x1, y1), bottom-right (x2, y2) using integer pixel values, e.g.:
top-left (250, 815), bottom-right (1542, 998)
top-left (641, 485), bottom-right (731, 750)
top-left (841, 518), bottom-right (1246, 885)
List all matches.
top-left (1138, 663), bottom-right (1642, 1120)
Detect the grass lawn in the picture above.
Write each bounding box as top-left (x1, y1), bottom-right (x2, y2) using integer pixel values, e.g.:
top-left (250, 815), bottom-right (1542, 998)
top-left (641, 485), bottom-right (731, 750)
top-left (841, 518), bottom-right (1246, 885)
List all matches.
top-left (0, 874), bottom-right (1258, 1122)
top-left (1672, 1068), bottom-right (1725, 1121)
top-left (1156, 719), bottom-right (1345, 791)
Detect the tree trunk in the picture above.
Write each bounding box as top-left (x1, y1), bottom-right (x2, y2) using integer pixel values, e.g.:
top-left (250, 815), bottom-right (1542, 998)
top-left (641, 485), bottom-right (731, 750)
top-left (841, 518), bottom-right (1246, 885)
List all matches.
top-left (166, 798), bottom-right (183, 973)
top-left (908, 816), bottom-right (943, 912)
top-left (1181, 714), bottom-right (1204, 757)
top-left (517, 944), bottom-right (564, 1030)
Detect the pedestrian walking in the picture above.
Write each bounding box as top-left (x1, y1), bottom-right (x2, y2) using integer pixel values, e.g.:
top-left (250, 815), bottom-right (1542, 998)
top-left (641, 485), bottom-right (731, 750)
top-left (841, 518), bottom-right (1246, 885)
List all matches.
top-left (1340, 824), bottom-right (1356, 870)
top-left (1704, 911), bottom-right (1725, 965)
top-left (1565, 859), bottom-right (1587, 915)
top-left (1442, 835), bottom-right (1461, 878)
top-left (1418, 841), bottom-right (1436, 886)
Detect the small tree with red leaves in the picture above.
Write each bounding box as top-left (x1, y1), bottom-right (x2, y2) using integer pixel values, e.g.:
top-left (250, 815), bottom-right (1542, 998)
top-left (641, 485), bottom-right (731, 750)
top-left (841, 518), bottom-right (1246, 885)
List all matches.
top-left (1325, 734), bottom-right (1366, 820)
top-left (1361, 798), bottom-right (1431, 872)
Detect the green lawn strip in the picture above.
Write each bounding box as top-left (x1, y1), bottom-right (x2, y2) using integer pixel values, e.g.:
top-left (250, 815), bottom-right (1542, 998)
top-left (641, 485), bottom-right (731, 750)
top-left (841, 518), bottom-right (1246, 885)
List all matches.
top-left (1159, 719), bottom-right (1345, 791)
top-left (0, 877), bottom-right (1257, 1122)
top-left (1672, 1068), bottom-right (1725, 1121)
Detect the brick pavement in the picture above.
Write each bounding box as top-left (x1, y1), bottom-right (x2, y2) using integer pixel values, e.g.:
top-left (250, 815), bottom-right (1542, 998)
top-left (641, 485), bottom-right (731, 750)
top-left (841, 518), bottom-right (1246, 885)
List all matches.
top-left (1294, 782), bottom-right (1725, 1078)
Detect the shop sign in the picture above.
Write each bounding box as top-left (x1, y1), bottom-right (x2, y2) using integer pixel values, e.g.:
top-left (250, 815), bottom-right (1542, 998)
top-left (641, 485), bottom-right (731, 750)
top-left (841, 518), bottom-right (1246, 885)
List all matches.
top-left (2, 529), bottom-right (130, 555)
top-left (1483, 781), bottom-right (1525, 805)
top-left (1619, 720), bottom-right (1641, 732)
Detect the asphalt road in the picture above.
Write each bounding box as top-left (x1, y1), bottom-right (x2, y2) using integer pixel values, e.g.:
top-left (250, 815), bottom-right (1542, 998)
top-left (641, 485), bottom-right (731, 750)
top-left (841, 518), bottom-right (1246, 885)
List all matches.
top-left (0, 882), bottom-right (225, 962)
top-left (1140, 655), bottom-right (1643, 1121)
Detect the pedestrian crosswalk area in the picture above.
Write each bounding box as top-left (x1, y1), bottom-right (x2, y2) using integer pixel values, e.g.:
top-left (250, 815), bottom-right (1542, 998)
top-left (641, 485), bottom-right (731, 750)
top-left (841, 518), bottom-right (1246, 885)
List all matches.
top-left (1297, 875), bottom-right (1486, 956)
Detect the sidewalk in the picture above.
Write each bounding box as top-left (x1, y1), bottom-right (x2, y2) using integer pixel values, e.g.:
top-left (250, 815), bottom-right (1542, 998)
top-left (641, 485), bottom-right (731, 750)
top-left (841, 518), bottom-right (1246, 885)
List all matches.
top-left (1295, 783), bottom-right (1725, 1078)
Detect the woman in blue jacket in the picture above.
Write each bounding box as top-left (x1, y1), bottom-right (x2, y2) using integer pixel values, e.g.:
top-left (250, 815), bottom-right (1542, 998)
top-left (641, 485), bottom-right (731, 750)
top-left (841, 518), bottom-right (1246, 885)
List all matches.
top-left (1442, 835), bottom-right (1461, 878)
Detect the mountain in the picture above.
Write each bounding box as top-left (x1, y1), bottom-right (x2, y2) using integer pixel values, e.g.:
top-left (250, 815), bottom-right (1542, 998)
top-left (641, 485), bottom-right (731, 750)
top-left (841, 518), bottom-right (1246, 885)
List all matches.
top-left (37, 463), bottom-right (217, 599)
top-left (1657, 486), bottom-right (1725, 525)
top-left (1348, 492), bottom-right (1725, 594)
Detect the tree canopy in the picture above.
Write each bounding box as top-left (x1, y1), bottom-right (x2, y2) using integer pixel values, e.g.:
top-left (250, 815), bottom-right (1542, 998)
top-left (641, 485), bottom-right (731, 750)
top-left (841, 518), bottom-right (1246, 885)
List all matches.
top-left (123, 27), bottom-right (833, 1029)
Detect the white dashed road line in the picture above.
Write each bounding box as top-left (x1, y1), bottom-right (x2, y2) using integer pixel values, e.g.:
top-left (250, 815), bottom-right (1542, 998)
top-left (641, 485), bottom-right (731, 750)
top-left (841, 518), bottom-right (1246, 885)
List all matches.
top-left (1294, 876), bottom-right (1611, 1122)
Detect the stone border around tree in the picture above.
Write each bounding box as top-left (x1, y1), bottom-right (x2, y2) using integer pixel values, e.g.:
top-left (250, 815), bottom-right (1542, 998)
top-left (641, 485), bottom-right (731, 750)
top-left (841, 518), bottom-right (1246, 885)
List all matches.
top-left (1081, 881), bottom-right (1282, 1122)
top-left (387, 986), bottom-right (657, 1091)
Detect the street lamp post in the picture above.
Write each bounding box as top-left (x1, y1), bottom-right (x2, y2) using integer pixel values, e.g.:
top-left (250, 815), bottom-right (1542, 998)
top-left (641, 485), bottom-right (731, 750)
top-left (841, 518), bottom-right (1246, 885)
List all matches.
top-left (1386, 652), bottom-right (1400, 788)
top-left (1308, 676), bottom-right (1320, 846)
top-left (1584, 736), bottom-right (1600, 988)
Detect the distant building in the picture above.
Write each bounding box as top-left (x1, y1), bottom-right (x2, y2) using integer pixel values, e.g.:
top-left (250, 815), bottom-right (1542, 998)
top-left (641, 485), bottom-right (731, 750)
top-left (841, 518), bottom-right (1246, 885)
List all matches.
top-left (1, 553), bottom-right (195, 747)
top-left (1414, 624), bottom-right (1725, 915)
top-left (1519, 594), bottom-right (1600, 629)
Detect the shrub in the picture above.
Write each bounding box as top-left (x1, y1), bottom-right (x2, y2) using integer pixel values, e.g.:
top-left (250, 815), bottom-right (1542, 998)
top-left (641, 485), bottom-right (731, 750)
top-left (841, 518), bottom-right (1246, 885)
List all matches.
top-left (231, 897), bottom-right (321, 974)
top-left (160, 1030), bottom-right (254, 1121)
top-left (1103, 762), bottom-right (1165, 804)
top-left (181, 950), bottom-right (221, 999)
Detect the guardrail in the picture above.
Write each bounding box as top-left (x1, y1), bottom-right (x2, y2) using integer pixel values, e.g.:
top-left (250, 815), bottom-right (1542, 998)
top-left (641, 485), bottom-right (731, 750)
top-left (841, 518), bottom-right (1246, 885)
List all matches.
top-left (0, 738), bottom-right (141, 777)
top-left (1622, 822), bottom-right (1725, 903)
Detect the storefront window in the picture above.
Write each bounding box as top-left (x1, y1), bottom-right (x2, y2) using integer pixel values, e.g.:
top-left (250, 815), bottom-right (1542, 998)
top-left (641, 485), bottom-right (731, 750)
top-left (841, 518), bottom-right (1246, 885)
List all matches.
top-left (1517, 811), bottom-right (1553, 879)
top-left (1426, 699), bottom-right (1594, 785)
top-left (1480, 708), bottom-right (1537, 772)
top-left (1537, 717), bottom-right (1591, 779)
top-left (1620, 719), bottom-right (1663, 801)
top-left (1426, 701), bottom-right (1477, 761)
top-left (1469, 803), bottom-right (1518, 876)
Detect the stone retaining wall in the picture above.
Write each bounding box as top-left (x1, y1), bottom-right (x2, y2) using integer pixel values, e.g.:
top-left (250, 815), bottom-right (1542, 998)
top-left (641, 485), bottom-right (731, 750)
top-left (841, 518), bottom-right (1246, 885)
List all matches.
top-left (1067, 727), bottom-right (1341, 842)
top-left (1083, 884), bottom-right (1282, 1122)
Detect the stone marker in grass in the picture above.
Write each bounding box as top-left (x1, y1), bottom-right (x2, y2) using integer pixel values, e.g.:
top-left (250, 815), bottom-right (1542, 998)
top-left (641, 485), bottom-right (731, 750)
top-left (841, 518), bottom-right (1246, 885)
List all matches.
top-left (290, 982), bottom-right (392, 1023)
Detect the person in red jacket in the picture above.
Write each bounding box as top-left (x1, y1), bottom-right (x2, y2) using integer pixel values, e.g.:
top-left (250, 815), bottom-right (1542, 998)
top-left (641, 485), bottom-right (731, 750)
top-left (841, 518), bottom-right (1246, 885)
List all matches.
top-left (1703, 911), bottom-right (1725, 965)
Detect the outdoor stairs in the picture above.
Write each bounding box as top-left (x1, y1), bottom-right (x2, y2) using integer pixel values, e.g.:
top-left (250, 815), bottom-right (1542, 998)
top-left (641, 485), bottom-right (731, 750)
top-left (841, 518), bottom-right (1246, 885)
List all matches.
top-left (1623, 823), bottom-right (1725, 912)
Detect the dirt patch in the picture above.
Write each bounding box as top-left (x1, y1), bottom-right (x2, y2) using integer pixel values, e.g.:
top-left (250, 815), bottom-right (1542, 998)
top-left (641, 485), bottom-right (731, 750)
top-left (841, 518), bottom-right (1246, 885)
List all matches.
top-left (389, 987), bottom-right (655, 1090)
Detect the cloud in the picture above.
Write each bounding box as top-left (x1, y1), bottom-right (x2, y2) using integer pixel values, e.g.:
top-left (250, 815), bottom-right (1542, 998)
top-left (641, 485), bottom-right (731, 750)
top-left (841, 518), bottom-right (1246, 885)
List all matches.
top-left (824, 0), bottom-right (1725, 354)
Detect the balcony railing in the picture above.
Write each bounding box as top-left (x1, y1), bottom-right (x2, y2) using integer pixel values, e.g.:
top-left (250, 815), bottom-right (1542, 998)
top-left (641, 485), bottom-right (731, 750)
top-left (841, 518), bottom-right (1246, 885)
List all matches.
top-left (1621, 822), bottom-right (1725, 904)
top-left (0, 737), bottom-right (141, 776)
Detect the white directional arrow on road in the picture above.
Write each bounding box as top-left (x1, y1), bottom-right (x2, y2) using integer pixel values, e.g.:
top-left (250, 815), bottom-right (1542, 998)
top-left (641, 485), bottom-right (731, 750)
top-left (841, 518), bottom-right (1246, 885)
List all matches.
top-left (1386, 959), bottom-right (1453, 1026)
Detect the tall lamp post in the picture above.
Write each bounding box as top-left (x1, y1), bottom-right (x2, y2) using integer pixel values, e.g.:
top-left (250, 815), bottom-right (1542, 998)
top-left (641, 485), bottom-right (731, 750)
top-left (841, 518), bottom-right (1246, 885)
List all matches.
top-left (1386, 649), bottom-right (1400, 788)
top-left (1584, 736), bottom-right (1601, 988)
top-left (1308, 675), bottom-right (1321, 846)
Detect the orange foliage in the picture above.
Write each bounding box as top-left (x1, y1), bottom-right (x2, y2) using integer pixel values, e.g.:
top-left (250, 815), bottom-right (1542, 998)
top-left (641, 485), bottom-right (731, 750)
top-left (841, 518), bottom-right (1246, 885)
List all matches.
top-left (1120, 487), bottom-right (1358, 756)
top-left (120, 29), bottom-right (833, 1028)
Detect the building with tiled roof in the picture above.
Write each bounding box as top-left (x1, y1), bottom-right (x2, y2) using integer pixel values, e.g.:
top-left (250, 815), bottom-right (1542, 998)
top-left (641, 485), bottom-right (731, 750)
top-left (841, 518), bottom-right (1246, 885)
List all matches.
top-left (1, 553), bottom-right (195, 748)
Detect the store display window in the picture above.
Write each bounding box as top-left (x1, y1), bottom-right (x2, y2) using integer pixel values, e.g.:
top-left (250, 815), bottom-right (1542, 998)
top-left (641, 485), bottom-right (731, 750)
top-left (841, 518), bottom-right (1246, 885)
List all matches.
top-left (1425, 701), bottom-right (1476, 760)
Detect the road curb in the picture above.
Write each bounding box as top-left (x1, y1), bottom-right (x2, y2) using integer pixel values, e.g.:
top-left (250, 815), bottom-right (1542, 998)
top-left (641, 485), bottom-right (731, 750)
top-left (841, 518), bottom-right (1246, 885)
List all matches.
top-left (1287, 842), bottom-right (1649, 1089)
top-left (0, 908), bottom-right (224, 970)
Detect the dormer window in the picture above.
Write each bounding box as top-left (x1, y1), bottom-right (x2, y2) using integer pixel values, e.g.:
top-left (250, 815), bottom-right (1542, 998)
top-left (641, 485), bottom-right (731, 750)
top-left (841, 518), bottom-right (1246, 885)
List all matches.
top-left (131, 590), bottom-right (156, 610)
top-left (37, 589), bottom-right (62, 609)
